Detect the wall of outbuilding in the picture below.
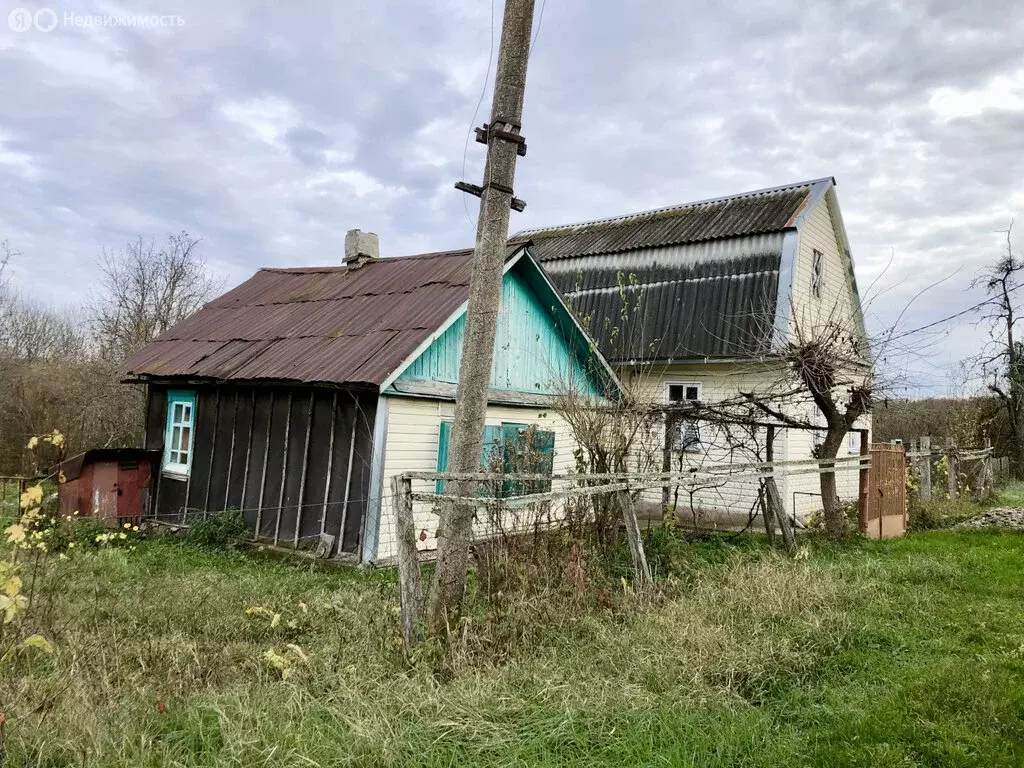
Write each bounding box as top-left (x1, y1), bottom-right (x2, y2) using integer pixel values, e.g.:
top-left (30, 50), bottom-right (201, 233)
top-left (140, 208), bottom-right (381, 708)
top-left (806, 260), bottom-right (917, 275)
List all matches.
top-left (145, 382), bottom-right (376, 556)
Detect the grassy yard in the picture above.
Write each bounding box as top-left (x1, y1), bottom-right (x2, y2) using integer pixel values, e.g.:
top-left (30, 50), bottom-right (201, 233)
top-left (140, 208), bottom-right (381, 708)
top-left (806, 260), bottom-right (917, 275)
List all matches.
top-left (3, 525), bottom-right (1024, 766)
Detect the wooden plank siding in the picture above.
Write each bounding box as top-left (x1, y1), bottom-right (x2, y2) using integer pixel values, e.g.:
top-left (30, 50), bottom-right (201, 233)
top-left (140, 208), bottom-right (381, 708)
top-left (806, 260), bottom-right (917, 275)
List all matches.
top-left (394, 269), bottom-right (605, 399)
top-left (145, 383), bottom-right (376, 556)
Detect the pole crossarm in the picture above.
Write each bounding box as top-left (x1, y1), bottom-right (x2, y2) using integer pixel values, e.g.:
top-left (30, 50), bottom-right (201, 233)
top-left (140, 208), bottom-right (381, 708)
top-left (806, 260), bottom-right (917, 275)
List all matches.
top-left (454, 180), bottom-right (527, 212)
top-left (474, 121), bottom-right (528, 156)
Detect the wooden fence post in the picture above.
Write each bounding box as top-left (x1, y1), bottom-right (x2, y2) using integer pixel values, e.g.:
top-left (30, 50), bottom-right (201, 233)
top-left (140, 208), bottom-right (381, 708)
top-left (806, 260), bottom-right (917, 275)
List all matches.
top-left (758, 486), bottom-right (776, 546)
top-left (858, 429), bottom-right (870, 532)
top-left (984, 438), bottom-right (994, 498)
top-left (762, 476), bottom-right (796, 554)
top-left (761, 425), bottom-right (778, 544)
top-left (946, 437), bottom-right (957, 501)
top-left (617, 490), bottom-right (652, 586)
top-left (757, 425), bottom-right (796, 553)
top-left (919, 436), bottom-right (932, 501)
top-left (391, 475), bottom-right (423, 649)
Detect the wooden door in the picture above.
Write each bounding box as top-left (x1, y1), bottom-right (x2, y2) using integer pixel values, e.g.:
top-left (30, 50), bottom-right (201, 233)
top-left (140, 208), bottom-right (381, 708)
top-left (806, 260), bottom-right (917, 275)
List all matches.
top-left (116, 462), bottom-right (143, 527)
top-left (91, 462), bottom-right (119, 527)
top-left (863, 445), bottom-right (907, 539)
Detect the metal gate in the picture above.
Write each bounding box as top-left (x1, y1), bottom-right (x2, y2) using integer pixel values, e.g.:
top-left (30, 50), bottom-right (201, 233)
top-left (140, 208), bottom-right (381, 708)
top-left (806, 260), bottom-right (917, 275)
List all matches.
top-left (861, 444), bottom-right (907, 539)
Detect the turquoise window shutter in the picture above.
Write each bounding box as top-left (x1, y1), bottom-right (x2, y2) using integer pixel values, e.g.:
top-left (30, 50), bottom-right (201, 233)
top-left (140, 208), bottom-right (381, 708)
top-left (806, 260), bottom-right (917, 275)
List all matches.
top-left (533, 430), bottom-right (555, 493)
top-left (481, 424), bottom-right (503, 497)
top-left (436, 422), bottom-right (503, 495)
top-left (481, 425), bottom-right (503, 470)
top-left (435, 421), bottom-right (451, 494)
top-left (500, 423), bottom-right (528, 497)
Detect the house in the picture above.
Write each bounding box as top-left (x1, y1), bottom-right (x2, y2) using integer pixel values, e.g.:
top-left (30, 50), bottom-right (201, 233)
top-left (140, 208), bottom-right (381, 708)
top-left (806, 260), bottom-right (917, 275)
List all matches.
top-left (511, 177), bottom-right (871, 524)
top-left (122, 232), bottom-right (619, 564)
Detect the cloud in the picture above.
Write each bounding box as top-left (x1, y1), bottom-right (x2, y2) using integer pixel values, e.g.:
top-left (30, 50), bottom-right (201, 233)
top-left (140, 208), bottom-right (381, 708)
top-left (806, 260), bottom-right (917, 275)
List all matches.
top-left (0, 0), bottom-right (1022, 395)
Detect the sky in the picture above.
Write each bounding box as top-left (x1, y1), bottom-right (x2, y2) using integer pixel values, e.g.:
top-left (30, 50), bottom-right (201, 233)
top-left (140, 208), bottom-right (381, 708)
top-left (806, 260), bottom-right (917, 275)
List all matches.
top-left (0, 0), bottom-right (1023, 396)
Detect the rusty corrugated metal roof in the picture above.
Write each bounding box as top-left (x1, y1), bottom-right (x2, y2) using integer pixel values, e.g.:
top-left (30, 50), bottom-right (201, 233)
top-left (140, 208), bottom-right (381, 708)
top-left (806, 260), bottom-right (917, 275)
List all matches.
top-left (512, 179), bottom-right (833, 361)
top-left (123, 248), bottom-right (489, 387)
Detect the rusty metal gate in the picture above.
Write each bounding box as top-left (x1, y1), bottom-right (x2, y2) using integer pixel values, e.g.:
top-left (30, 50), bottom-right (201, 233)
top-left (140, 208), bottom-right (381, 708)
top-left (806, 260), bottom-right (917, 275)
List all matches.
top-left (860, 444), bottom-right (907, 539)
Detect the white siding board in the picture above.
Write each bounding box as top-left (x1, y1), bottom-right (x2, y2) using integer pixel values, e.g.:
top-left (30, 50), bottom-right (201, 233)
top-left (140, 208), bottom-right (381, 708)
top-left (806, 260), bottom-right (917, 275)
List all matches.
top-left (376, 396), bottom-right (577, 562)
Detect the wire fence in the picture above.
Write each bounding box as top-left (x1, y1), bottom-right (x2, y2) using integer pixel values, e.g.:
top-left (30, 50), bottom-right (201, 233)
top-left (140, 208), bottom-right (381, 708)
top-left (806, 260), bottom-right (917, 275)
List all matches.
top-left (904, 437), bottom-right (995, 502)
top-left (389, 453), bottom-right (883, 648)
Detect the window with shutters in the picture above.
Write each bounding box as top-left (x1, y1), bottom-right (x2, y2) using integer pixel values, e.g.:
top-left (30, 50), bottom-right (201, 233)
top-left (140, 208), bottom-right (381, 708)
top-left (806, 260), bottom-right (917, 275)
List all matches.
top-left (163, 390), bottom-right (196, 478)
top-left (666, 382), bottom-right (702, 452)
top-left (435, 421), bottom-right (555, 497)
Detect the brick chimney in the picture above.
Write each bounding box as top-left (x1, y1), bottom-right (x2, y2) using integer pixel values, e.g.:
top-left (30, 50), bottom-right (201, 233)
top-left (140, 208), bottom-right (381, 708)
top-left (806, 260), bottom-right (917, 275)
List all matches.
top-left (344, 229), bottom-right (379, 268)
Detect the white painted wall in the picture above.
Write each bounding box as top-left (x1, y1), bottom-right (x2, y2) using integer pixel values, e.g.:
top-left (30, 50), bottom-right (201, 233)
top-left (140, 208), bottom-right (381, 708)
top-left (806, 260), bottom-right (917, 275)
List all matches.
top-left (620, 362), bottom-right (780, 523)
top-left (618, 359), bottom-right (870, 525)
top-left (790, 190), bottom-right (859, 336)
top-left (374, 395), bottom-right (578, 562)
top-left (786, 191), bottom-right (872, 520)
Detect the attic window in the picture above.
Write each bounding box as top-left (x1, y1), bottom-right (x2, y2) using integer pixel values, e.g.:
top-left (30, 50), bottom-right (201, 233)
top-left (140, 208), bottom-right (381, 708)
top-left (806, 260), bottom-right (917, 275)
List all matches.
top-left (811, 249), bottom-right (824, 299)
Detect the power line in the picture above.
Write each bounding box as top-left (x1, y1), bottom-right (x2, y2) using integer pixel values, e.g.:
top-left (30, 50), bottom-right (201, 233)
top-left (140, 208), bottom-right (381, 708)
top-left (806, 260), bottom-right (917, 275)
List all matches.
top-left (883, 281), bottom-right (1024, 343)
top-left (460, 0), bottom-right (497, 230)
top-left (530, 0), bottom-right (547, 53)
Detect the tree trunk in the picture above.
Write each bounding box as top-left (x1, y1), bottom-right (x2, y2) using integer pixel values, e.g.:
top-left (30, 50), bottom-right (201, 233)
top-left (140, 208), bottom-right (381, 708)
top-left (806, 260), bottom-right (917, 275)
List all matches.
top-left (1011, 398), bottom-right (1024, 479)
top-left (819, 429), bottom-right (847, 539)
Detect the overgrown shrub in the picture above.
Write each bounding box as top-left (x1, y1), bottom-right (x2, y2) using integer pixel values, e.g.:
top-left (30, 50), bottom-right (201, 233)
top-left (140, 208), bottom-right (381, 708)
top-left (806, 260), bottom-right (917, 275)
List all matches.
top-left (908, 497), bottom-right (980, 531)
top-left (187, 510), bottom-right (248, 549)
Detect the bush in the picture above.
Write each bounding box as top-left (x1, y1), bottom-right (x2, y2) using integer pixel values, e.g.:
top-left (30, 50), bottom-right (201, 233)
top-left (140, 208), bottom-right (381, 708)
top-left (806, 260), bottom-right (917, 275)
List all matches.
top-left (908, 497), bottom-right (980, 531)
top-left (187, 510), bottom-right (248, 549)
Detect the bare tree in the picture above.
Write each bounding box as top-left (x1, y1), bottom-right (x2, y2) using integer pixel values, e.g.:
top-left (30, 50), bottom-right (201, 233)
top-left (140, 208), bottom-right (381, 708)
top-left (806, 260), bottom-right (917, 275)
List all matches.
top-left (970, 225), bottom-right (1024, 475)
top-left (731, 315), bottom-right (872, 539)
top-left (0, 241), bottom-right (85, 361)
top-left (92, 232), bottom-right (219, 360)
top-left (1, 299), bottom-right (85, 361)
top-left (0, 240), bottom-right (18, 351)
top-left (0, 240), bottom-right (10, 287)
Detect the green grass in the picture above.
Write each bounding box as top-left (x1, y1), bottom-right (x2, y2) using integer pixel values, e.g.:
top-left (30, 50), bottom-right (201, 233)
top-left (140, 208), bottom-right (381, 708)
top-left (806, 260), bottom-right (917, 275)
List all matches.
top-left (4, 530), bottom-right (1024, 766)
top-left (987, 480), bottom-right (1024, 508)
top-left (909, 479), bottom-right (1024, 530)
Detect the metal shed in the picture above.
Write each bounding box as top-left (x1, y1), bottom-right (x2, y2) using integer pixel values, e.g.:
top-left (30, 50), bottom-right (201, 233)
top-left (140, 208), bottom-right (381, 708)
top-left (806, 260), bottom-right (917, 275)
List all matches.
top-left (57, 448), bottom-right (160, 527)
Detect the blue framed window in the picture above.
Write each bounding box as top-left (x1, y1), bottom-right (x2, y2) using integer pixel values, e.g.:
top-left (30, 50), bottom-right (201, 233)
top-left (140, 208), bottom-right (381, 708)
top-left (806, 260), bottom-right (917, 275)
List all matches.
top-left (163, 390), bottom-right (196, 477)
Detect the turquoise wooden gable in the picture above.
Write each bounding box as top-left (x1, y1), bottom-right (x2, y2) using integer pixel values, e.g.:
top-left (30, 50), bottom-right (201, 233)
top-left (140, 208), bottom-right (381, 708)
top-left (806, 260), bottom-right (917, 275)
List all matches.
top-left (393, 266), bottom-right (604, 398)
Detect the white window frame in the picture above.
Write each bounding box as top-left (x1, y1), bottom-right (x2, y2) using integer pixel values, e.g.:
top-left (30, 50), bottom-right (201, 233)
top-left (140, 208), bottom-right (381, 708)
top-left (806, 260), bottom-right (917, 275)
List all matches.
top-left (811, 404), bottom-right (825, 450)
top-left (665, 381), bottom-right (703, 453)
top-left (163, 391), bottom-right (196, 478)
top-left (810, 249), bottom-right (824, 299)
top-left (848, 430), bottom-right (862, 454)
top-left (665, 381), bottom-right (702, 403)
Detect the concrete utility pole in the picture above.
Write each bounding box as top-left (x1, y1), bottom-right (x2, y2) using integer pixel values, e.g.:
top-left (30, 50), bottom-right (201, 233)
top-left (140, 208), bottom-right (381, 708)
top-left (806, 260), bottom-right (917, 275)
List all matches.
top-left (427, 0), bottom-right (535, 637)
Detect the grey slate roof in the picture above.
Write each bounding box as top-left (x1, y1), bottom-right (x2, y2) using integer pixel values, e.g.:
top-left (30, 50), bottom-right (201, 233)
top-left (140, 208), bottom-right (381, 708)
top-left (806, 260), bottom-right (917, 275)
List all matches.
top-left (514, 178), bottom-right (833, 362)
